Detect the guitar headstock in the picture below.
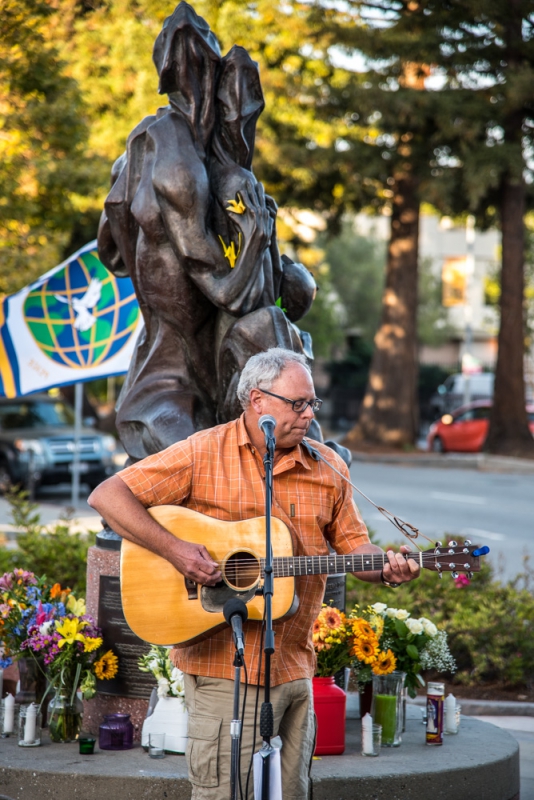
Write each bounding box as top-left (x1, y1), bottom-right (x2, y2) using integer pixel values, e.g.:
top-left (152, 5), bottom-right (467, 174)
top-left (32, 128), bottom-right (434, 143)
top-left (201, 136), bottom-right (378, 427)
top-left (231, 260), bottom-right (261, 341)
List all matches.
top-left (420, 541), bottom-right (490, 577)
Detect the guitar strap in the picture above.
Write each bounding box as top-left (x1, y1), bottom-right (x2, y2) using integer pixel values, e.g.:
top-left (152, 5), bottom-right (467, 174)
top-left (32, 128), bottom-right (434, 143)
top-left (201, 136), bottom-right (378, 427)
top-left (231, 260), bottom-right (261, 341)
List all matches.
top-left (301, 438), bottom-right (435, 548)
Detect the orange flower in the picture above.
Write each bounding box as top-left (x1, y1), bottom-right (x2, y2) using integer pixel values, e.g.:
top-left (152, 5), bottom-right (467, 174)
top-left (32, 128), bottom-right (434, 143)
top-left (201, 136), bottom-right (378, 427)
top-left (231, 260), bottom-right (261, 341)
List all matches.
top-left (323, 608), bottom-right (342, 630)
top-left (372, 649), bottom-right (397, 676)
top-left (351, 636), bottom-right (379, 664)
top-left (50, 583), bottom-right (62, 599)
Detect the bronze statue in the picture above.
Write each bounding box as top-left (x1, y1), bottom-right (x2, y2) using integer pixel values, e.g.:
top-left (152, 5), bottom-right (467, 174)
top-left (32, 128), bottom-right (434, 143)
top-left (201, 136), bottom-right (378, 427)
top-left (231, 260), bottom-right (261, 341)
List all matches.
top-left (97, 2), bottom-right (325, 462)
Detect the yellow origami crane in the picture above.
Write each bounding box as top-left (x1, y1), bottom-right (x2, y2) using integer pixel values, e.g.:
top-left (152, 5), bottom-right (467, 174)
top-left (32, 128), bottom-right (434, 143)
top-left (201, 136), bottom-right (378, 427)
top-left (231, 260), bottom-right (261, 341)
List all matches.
top-left (218, 232), bottom-right (242, 268)
top-left (226, 194), bottom-right (246, 215)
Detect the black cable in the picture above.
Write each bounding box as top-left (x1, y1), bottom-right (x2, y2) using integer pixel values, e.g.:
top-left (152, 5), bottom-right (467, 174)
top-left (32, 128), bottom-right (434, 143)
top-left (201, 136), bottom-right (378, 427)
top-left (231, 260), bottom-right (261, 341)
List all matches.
top-left (245, 616), bottom-right (265, 800)
top-left (237, 658), bottom-right (248, 800)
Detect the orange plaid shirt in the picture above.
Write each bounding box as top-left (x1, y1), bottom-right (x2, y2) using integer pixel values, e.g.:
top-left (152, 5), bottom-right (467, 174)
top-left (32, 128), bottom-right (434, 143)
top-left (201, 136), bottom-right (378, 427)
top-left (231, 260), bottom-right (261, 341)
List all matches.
top-left (118, 415), bottom-right (369, 686)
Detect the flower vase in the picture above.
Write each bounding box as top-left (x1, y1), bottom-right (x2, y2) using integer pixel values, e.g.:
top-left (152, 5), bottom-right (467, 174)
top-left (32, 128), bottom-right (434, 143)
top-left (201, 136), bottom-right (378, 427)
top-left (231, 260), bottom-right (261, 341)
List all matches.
top-left (15, 657), bottom-right (46, 706)
top-left (312, 676), bottom-right (346, 755)
top-left (359, 681), bottom-right (373, 719)
top-left (47, 689), bottom-right (84, 743)
top-left (371, 671), bottom-right (406, 747)
top-left (141, 695), bottom-right (188, 754)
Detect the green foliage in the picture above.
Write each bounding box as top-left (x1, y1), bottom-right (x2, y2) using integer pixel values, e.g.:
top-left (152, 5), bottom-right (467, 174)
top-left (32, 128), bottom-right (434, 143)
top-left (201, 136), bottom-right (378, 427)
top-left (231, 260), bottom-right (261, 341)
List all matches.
top-left (0, 487), bottom-right (96, 593)
top-left (347, 541), bottom-right (534, 689)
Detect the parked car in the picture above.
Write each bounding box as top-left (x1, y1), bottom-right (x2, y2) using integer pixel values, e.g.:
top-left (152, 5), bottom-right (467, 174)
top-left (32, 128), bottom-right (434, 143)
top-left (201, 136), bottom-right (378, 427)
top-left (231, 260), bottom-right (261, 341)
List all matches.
top-left (427, 400), bottom-right (534, 453)
top-left (0, 394), bottom-right (117, 491)
top-left (429, 373), bottom-right (494, 418)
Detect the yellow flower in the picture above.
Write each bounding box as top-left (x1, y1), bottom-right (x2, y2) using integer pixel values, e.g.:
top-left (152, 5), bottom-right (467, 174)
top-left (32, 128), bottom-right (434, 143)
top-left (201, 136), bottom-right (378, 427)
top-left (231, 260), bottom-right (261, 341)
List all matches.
top-left (66, 595), bottom-right (86, 616)
top-left (352, 619), bottom-right (375, 639)
top-left (368, 614), bottom-right (384, 639)
top-left (351, 636), bottom-right (379, 664)
top-left (322, 608), bottom-right (343, 631)
top-left (372, 649), bottom-right (397, 676)
top-left (84, 637), bottom-right (103, 653)
top-left (94, 650), bottom-right (119, 680)
top-left (56, 618), bottom-right (87, 647)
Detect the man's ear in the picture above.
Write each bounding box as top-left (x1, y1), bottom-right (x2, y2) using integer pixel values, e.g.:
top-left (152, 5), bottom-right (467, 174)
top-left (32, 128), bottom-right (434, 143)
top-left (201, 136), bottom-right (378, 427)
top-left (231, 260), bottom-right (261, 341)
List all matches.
top-left (249, 388), bottom-right (264, 414)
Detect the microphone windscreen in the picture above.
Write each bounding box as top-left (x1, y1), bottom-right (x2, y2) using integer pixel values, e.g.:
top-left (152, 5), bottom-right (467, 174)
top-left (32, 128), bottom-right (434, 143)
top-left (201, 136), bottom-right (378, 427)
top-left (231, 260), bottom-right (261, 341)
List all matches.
top-left (223, 597), bottom-right (249, 624)
top-left (258, 414), bottom-right (276, 432)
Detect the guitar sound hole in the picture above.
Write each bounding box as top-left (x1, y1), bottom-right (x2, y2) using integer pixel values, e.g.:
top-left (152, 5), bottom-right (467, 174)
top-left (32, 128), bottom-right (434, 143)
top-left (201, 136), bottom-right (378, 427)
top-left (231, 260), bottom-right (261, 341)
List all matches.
top-left (224, 551), bottom-right (260, 591)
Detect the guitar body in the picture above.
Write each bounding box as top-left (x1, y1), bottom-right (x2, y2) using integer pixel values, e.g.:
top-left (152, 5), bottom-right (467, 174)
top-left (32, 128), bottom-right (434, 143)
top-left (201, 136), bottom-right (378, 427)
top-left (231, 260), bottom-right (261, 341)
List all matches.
top-left (120, 505), bottom-right (297, 646)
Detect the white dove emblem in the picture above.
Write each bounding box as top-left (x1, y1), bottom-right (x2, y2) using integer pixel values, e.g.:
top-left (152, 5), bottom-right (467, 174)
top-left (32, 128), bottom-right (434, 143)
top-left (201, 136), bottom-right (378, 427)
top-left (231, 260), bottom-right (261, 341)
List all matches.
top-left (55, 278), bottom-right (102, 332)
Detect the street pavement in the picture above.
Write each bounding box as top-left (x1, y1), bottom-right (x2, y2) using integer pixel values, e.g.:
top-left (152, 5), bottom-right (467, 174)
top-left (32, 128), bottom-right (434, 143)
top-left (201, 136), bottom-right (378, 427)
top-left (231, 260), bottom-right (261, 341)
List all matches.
top-left (473, 717), bottom-right (534, 800)
top-left (348, 459), bottom-right (534, 584)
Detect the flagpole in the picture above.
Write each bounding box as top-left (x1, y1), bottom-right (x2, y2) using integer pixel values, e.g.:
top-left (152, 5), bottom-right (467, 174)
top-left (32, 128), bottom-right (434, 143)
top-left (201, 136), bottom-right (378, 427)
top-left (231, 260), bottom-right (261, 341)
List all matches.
top-left (71, 381), bottom-right (82, 508)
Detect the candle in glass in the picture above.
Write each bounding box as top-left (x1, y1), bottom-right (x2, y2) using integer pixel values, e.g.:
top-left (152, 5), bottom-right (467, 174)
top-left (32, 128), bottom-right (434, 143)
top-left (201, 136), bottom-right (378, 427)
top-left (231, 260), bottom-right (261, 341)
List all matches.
top-left (3, 694), bottom-right (15, 735)
top-left (24, 704), bottom-right (37, 744)
top-left (373, 694), bottom-right (397, 745)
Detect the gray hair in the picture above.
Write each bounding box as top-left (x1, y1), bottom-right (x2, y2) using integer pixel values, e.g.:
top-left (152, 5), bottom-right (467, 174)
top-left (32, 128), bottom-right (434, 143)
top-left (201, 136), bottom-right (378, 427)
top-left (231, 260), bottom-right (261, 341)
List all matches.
top-left (236, 348), bottom-right (310, 409)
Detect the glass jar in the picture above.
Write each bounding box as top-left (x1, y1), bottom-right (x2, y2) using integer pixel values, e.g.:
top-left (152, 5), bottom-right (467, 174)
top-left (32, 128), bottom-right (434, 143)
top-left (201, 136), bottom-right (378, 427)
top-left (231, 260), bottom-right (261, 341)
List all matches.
top-left (47, 689), bottom-right (84, 743)
top-left (18, 703), bottom-right (41, 747)
top-left (371, 671), bottom-right (406, 747)
top-left (99, 713), bottom-right (134, 751)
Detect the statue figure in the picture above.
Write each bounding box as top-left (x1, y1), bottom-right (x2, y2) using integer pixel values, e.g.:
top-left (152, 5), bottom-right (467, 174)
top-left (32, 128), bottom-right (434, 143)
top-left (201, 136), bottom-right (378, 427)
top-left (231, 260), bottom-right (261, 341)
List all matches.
top-left (98, 2), bottom-right (319, 461)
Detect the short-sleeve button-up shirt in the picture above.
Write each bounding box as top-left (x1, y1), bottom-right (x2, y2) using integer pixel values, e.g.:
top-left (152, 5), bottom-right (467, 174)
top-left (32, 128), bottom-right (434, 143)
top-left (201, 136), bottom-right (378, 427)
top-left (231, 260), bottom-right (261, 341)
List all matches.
top-left (117, 414), bottom-right (369, 685)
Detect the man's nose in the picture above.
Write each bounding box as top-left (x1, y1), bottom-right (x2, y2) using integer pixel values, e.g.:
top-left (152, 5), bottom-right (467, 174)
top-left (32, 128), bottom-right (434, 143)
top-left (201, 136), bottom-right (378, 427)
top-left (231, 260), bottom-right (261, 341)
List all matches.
top-left (302, 403), bottom-right (315, 419)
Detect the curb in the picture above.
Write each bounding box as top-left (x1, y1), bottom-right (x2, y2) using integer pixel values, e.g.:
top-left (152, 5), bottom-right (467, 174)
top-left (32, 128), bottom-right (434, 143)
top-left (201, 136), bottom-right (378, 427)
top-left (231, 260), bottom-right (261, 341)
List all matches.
top-left (407, 696), bottom-right (534, 717)
top-left (350, 451), bottom-right (534, 473)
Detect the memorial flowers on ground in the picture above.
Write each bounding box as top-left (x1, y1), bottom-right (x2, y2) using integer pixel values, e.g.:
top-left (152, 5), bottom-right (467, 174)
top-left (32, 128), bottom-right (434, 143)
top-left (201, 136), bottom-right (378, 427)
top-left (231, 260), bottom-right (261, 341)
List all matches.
top-left (138, 645), bottom-right (186, 705)
top-left (312, 605), bottom-right (397, 679)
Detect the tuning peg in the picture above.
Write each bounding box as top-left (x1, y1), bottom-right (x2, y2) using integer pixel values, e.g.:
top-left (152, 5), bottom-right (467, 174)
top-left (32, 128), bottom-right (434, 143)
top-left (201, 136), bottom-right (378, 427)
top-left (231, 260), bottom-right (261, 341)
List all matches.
top-left (451, 571), bottom-right (459, 579)
top-left (448, 563), bottom-right (456, 569)
top-left (462, 547), bottom-right (470, 554)
top-left (463, 563), bottom-right (471, 569)
top-left (465, 539), bottom-right (472, 545)
top-left (438, 572), bottom-right (443, 579)
top-left (435, 541), bottom-right (442, 547)
top-left (448, 540), bottom-right (457, 547)
top-left (467, 572), bottom-right (473, 579)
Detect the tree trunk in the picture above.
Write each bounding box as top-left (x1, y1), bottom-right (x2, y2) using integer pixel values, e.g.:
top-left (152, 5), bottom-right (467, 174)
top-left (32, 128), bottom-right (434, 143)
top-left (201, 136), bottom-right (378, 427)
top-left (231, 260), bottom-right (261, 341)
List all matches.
top-left (484, 4), bottom-right (534, 458)
top-left (351, 172), bottom-right (419, 447)
top-left (484, 175), bottom-right (534, 456)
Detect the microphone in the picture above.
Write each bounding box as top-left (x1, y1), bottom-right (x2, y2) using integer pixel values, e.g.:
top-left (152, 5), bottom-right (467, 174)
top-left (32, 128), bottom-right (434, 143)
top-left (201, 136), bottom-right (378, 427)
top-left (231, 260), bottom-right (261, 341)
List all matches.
top-left (223, 598), bottom-right (248, 655)
top-left (258, 414), bottom-right (276, 442)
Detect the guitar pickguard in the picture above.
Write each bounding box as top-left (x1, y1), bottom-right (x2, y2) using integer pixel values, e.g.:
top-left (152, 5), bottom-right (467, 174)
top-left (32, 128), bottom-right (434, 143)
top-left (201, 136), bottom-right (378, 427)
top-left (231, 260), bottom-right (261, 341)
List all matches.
top-left (200, 582), bottom-right (259, 613)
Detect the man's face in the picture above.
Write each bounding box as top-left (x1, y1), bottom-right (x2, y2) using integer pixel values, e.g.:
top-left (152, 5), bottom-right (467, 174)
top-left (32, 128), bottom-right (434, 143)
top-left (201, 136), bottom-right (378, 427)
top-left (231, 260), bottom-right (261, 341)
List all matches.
top-left (258, 363), bottom-right (316, 449)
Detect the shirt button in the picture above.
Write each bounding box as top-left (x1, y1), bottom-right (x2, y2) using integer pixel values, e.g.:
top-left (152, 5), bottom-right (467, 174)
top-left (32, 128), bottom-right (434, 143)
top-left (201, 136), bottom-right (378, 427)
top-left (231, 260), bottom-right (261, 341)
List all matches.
top-left (251, 447), bottom-right (255, 454)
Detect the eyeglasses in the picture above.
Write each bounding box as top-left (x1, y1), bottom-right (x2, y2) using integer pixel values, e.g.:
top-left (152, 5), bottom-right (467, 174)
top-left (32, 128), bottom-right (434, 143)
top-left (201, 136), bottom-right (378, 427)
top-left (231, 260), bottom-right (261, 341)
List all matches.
top-left (259, 389), bottom-right (323, 413)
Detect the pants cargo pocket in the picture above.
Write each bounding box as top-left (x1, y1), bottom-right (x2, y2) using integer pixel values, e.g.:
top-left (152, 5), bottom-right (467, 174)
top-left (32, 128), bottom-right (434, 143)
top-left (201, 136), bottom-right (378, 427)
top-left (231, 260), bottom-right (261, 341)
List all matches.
top-left (186, 714), bottom-right (222, 788)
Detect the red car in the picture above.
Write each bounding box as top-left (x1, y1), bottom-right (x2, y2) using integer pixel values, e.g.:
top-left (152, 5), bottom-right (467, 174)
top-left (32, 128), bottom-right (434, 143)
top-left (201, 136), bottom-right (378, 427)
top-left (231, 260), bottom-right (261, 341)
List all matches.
top-left (427, 400), bottom-right (534, 453)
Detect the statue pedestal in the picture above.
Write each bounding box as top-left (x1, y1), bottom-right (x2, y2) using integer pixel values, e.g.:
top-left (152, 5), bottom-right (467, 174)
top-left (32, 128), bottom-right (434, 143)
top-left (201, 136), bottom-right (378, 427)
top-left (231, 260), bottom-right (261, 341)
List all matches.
top-left (84, 529), bottom-right (152, 740)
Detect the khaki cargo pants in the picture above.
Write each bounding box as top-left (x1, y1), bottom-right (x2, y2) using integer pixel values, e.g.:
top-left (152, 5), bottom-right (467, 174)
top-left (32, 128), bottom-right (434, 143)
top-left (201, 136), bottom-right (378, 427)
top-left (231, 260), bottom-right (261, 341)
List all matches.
top-left (184, 674), bottom-right (316, 800)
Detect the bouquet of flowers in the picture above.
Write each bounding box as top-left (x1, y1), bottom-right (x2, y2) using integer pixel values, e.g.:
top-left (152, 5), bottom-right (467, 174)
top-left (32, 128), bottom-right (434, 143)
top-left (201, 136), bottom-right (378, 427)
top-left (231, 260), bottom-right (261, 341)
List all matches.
top-left (138, 645), bottom-right (186, 706)
top-left (0, 569), bottom-right (51, 665)
top-left (348, 607), bottom-right (397, 686)
top-left (367, 602), bottom-right (456, 697)
top-left (21, 585), bottom-right (118, 699)
top-left (313, 605), bottom-right (397, 679)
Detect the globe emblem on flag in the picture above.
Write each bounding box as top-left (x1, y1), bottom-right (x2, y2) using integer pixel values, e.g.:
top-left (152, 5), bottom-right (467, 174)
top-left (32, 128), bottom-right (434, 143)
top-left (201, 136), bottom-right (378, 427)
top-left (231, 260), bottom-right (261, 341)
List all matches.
top-left (23, 249), bottom-right (140, 369)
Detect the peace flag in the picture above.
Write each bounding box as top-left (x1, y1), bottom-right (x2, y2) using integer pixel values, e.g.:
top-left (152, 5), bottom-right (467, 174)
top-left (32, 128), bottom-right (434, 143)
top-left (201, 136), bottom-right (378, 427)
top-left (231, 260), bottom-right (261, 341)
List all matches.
top-left (0, 241), bottom-right (142, 398)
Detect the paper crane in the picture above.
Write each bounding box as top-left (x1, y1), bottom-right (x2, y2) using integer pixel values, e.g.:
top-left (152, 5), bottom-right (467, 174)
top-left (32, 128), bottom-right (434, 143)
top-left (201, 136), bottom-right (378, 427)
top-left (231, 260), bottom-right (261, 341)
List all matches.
top-left (54, 278), bottom-right (102, 332)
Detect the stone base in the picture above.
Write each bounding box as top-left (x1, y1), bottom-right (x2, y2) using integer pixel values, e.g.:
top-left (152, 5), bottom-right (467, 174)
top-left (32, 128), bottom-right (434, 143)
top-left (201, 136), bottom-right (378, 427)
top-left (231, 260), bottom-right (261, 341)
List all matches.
top-left (83, 694), bottom-right (149, 741)
top-left (0, 709), bottom-right (520, 800)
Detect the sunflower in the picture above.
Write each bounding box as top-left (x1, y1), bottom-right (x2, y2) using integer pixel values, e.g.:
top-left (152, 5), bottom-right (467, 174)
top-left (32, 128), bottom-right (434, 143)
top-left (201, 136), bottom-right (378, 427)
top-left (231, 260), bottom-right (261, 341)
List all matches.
top-left (351, 636), bottom-right (379, 664)
top-left (84, 636), bottom-right (103, 653)
top-left (94, 650), bottom-right (119, 680)
top-left (352, 619), bottom-right (375, 639)
top-left (372, 649), bottom-right (397, 676)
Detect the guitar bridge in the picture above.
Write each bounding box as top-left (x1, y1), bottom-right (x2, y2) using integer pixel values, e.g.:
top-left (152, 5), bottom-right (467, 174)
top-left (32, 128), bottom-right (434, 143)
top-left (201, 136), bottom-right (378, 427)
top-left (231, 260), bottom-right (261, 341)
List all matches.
top-left (184, 577), bottom-right (199, 600)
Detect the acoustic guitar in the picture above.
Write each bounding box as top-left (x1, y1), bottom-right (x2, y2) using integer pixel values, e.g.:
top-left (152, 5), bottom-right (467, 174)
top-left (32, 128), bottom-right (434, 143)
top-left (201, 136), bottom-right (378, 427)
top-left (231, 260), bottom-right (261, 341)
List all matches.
top-left (120, 505), bottom-right (488, 646)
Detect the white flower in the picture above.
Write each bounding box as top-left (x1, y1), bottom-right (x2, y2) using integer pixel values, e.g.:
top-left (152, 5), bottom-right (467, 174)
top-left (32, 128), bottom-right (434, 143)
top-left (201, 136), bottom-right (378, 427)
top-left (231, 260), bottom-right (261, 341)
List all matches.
top-left (371, 603), bottom-right (387, 614)
top-left (171, 667), bottom-right (183, 682)
top-left (395, 609), bottom-right (410, 621)
top-left (385, 607), bottom-right (399, 618)
top-left (157, 678), bottom-right (170, 698)
top-left (405, 618), bottom-right (424, 635)
top-left (420, 618), bottom-right (438, 637)
top-left (39, 620), bottom-right (53, 635)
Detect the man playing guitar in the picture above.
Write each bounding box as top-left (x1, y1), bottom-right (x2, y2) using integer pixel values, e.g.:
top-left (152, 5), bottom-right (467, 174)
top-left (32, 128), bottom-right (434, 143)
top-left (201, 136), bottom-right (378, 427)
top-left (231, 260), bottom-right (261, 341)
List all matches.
top-left (89, 347), bottom-right (419, 799)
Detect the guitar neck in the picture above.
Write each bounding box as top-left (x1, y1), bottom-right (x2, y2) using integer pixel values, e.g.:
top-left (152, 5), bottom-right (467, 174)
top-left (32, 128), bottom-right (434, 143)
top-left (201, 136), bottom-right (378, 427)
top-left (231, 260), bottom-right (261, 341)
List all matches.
top-left (269, 552), bottom-right (416, 578)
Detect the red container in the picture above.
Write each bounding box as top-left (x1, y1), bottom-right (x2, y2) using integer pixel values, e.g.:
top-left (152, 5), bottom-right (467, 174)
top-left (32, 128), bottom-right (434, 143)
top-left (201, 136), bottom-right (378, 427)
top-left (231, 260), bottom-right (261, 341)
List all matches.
top-left (312, 676), bottom-right (346, 755)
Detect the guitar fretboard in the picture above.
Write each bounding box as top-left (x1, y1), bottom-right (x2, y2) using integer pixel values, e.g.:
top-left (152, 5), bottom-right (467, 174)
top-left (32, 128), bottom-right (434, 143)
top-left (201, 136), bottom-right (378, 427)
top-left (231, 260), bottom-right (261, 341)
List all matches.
top-left (265, 552), bottom-right (413, 578)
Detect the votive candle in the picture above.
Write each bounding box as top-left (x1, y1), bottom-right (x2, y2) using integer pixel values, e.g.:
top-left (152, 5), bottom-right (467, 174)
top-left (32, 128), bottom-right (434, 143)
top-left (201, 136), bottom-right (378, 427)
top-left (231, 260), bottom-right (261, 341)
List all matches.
top-left (3, 694), bottom-right (15, 734)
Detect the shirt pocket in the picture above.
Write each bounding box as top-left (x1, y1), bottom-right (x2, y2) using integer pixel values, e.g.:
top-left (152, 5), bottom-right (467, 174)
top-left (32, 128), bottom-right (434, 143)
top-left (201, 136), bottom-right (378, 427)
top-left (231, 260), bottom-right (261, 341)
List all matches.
top-left (186, 714), bottom-right (222, 788)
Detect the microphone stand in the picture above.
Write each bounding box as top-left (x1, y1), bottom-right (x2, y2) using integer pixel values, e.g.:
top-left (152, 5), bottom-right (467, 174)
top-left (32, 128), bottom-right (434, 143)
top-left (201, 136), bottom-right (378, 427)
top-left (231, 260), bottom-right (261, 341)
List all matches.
top-left (259, 432), bottom-right (275, 800)
top-left (230, 649), bottom-right (244, 800)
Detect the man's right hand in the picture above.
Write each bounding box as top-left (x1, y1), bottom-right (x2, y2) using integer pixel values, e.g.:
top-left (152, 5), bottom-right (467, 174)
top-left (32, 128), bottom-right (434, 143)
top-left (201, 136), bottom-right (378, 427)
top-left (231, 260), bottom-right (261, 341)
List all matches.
top-left (171, 539), bottom-right (221, 586)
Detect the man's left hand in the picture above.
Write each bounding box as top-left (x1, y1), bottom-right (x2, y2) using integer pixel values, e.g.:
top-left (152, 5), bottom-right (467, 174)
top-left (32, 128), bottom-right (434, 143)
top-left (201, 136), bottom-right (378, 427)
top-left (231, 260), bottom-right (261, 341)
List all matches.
top-left (382, 545), bottom-right (420, 585)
